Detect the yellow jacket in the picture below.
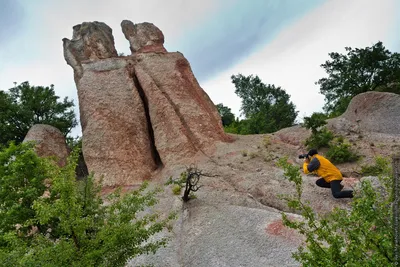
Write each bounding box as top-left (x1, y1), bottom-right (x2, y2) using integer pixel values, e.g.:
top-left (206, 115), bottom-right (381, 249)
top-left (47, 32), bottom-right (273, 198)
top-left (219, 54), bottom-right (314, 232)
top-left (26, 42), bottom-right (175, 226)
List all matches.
top-left (303, 154), bottom-right (342, 183)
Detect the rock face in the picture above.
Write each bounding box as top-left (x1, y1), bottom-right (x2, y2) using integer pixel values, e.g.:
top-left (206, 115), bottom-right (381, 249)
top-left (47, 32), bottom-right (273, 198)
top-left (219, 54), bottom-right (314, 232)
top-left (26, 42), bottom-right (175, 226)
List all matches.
top-left (328, 91), bottom-right (400, 135)
top-left (63, 20), bottom-right (229, 186)
top-left (63, 21), bottom-right (118, 82)
top-left (121, 20), bottom-right (166, 53)
top-left (23, 124), bottom-right (69, 167)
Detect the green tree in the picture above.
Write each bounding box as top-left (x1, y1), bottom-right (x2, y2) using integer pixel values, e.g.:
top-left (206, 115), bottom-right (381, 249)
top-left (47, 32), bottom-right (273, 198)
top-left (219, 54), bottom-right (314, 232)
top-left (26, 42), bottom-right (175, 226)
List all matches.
top-left (317, 41), bottom-right (400, 116)
top-left (231, 74), bottom-right (298, 134)
top-left (0, 82), bottom-right (77, 146)
top-left (216, 103), bottom-right (235, 127)
top-left (0, 143), bottom-right (175, 266)
top-left (278, 157), bottom-right (393, 266)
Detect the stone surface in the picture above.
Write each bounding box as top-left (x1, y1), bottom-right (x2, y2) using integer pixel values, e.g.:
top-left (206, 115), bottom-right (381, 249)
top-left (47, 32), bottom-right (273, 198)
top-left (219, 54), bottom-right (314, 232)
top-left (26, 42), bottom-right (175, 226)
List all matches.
top-left (23, 124), bottom-right (69, 167)
top-left (134, 52), bottom-right (231, 165)
top-left (121, 20), bottom-right (166, 54)
top-left (76, 58), bottom-right (158, 186)
top-left (63, 21), bottom-right (229, 186)
top-left (129, 204), bottom-right (301, 267)
top-left (274, 125), bottom-right (310, 146)
top-left (328, 91), bottom-right (400, 135)
top-left (63, 21), bottom-right (118, 81)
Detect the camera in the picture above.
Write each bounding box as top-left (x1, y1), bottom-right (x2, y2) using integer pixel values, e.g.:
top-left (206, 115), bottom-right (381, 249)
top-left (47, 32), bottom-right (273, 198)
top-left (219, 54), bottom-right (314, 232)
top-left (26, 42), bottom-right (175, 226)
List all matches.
top-left (298, 154), bottom-right (309, 159)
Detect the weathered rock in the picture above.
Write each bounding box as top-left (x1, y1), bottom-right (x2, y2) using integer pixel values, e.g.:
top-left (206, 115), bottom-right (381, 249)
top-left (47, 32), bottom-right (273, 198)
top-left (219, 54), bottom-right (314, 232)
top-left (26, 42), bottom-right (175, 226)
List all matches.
top-left (121, 20), bottom-right (166, 54)
top-left (63, 21), bottom-right (118, 81)
top-left (76, 58), bottom-right (158, 186)
top-left (328, 91), bottom-right (400, 135)
top-left (23, 124), bottom-right (69, 167)
top-left (63, 21), bottom-right (229, 186)
top-left (274, 125), bottom-right (310, 146)
top-left (134, 52), bottom-right (231, 165)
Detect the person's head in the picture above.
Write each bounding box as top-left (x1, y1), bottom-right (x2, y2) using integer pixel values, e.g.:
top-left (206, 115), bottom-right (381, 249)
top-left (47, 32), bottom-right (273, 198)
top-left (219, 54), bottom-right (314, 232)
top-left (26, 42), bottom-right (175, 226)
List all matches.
top-left (308, 149), bottom-right (318, 157)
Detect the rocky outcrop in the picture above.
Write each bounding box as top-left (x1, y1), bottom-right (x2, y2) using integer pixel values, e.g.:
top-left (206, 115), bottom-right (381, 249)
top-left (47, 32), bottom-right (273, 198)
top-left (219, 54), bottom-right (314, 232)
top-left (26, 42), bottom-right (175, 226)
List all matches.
top-left (134, 52), bottom-right (229, 164)
top-left (328, 91), bottom-right (400, 135)
top-left (121, 20), bottom-right (166, 53)
top-left (63, 20), bottom-right (229, 186)
top-left (23, 124), bottom-right (69, 167)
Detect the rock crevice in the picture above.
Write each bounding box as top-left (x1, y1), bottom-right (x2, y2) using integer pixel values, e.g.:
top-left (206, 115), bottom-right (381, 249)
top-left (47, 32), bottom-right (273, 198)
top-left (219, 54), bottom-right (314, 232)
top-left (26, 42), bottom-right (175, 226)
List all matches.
top-left (130, 67), bottom-right (163, 168)
top-left (63, 20), bottom-right (229, 186)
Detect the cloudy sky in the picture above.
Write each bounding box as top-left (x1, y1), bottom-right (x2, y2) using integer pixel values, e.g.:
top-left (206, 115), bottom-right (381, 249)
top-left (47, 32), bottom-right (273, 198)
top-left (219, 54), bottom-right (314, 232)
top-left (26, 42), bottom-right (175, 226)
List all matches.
top-left (0, 0), bottom-right (399, 136)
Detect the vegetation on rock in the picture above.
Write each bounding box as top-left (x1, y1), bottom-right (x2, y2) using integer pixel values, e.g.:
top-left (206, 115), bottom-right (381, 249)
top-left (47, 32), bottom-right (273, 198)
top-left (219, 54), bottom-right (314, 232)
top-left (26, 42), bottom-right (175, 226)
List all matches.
top-left (278, 157), bottom-right (393, 266)
top-left (166, 166), bottom-right (202, 202)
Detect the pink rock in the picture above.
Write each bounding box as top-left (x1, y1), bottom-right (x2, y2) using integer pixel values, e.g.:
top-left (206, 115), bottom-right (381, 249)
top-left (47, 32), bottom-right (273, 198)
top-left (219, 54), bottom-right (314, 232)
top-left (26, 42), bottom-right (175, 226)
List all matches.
top-left (328, 91), bottom-right (400, 135)
top-left (121, 20), bottom-right (166, 54)
top-left (63, 21), bottom-right (230, 186)
top-left (23, 124), bottom-right (69, 167)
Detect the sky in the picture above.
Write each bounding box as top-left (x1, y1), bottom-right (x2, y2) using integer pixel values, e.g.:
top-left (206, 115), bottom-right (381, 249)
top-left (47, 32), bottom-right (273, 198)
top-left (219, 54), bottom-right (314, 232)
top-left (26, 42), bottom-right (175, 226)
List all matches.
top-left (0, 0), bottom-right (399, 137)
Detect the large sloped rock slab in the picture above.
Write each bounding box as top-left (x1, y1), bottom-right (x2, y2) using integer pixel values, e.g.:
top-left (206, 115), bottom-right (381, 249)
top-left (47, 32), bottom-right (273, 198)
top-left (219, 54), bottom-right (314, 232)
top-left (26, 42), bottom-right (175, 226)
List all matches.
top-left (23, 124), bottom-right (69, 167)
top-left (129, 202), bottom-right (301, 267)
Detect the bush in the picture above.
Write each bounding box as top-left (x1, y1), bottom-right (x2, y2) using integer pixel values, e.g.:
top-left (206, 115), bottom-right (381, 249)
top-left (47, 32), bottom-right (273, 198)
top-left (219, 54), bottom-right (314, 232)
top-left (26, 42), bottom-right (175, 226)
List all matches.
top-left (361, 156), bottom-right (391, 176)
top-left (0, 143), bottom-right (175, 266)
top-left (304, 127), bottom-right (334, 149)
top-left (326, 141), bottom-right (359, 164)
top-left (303, 112), bottom-right (328, 134)
top-left (277, 157), bottom-right (393, 266)
top-left (166, 166), bottom-right (202, 202)
top-left (172, 184), bottom-right (182, 195)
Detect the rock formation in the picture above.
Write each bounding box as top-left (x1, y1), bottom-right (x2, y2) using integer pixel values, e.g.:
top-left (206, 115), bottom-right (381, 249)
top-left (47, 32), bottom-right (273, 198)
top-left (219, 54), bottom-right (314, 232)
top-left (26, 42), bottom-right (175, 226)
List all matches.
top-left (63, 20), bottom-right (229, 186)
top-left (328, 91), bottom-right (400, 135)
top-left (23, 124), bottom-right (69, 167)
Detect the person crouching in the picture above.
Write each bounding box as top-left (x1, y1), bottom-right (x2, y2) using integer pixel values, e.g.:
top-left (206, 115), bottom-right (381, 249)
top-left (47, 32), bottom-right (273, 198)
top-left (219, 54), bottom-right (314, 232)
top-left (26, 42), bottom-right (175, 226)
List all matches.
top-left (302, 149), bottom-right (353, 198)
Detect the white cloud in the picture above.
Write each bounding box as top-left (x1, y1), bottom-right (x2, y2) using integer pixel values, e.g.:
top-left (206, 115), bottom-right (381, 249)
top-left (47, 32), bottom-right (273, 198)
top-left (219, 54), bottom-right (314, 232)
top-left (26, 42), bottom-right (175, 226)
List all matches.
top-left (201, 0), bottom-right (397, 121)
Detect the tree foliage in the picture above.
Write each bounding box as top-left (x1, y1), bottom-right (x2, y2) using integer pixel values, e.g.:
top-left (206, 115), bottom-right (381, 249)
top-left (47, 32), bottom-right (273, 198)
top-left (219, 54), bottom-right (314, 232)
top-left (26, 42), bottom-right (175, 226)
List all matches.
top-left (317, 41), bottom-right (400, 116)
top-left (216, 103), bottom-right (235, 127)
top-left (0, 82), bottom-right (77, 146)
top-left (230, 74), bottom-right (298, 134)
top-left (278, 157), bottom-right (393, 266)
top-left (0, 143), bottom-right (174, 266)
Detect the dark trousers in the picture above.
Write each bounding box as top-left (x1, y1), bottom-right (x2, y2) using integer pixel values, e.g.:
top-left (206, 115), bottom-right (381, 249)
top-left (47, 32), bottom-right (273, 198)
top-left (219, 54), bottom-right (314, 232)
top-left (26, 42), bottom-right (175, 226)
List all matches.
top-left (316, 178), bottom-right (353, 198)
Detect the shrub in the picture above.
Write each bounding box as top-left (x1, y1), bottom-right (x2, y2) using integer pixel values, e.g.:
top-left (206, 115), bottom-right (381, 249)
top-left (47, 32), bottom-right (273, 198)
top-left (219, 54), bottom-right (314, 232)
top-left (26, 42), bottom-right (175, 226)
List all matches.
top-left (277, 157), bottom-right (393, 266)
top-left (166, 166), bottom-right (202, 202)
top-left (172, 184), bottom-right (182, 195)
top-left (302, 112), bottom-right (328, 134)
top-left (304, 127), bottom-right (334, 149)
top-left (361, 156), bottom-right (391, 176)
top-left (0, 143), bottom-right (175, 266)
top-left (326, 141), bottom-right (359, 164)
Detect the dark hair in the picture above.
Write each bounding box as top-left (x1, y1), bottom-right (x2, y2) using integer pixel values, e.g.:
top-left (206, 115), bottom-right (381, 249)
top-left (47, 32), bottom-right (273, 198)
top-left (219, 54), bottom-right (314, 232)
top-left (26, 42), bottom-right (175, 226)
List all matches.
top-left (308, 149), bottom-right (318, 157)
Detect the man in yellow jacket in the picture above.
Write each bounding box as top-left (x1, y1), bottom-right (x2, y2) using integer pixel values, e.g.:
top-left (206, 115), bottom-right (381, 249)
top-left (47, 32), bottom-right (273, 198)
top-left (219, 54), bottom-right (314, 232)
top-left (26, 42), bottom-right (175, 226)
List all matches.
top-left (303, 149), bottom-right (353, 198)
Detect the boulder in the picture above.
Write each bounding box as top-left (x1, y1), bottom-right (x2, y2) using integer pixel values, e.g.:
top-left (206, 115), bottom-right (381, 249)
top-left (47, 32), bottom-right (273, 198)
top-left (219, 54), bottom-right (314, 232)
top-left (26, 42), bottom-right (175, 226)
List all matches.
top-left (23, 124), bottom-right (69, 167)
top-left (328, 91), bottom-right (400, 135)
top-left (63, 21), bottom-right (118, 81)
top-left (121, 21), bottom-right (166, 53)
